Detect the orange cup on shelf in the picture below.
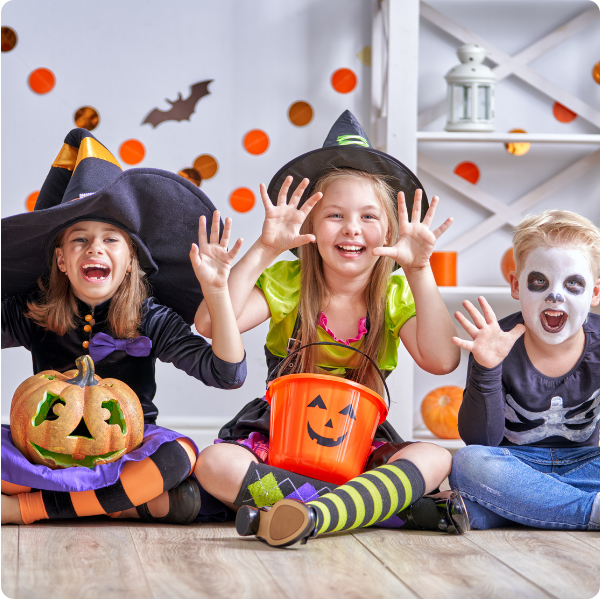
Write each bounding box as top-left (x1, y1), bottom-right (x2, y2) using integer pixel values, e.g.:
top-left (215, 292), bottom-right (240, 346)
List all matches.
top-left (430, 252), bottom-right (457, 286)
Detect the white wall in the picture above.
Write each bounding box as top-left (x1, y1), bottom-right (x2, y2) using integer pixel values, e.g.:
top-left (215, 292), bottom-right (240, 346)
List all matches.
top-left (2, 0), bottom-right (599, 446)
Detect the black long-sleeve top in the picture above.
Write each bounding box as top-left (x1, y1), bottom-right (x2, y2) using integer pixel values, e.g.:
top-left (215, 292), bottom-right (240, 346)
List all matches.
top-left (2, 294), bottom-right (247, 424)
top-left (458, 312), bottom-right (600, 448)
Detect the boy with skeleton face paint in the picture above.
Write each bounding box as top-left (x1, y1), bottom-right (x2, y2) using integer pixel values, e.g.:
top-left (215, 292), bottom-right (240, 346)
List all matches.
top-left (449, 210), bottom-right (600, 531)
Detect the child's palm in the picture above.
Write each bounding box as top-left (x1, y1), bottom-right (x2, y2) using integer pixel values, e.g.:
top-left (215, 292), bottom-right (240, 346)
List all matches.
top-left (452, 297), bottom-right (526, 369)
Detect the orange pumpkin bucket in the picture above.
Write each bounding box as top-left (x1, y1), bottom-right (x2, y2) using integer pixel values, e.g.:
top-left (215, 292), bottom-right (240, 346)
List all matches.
top-left (265, 343), bottom-right (389, 485)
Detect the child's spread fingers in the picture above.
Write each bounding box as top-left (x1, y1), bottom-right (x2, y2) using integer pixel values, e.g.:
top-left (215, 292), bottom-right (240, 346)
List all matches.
top-left (421, 195), bottom-right (438, 228)
top-left (198, 216), bottom-right (208, 246)
top-left (295, 233), bottom-right (316, 247)
top-left (259, 183), bottom-right (272, 212)
top-left (478, 296), bottom-right (497, 325)
top-left (432, 217), bottom-right (454, 240)
top-left (454, 310), bottom-right (480, 338)
top-left (277, 176), bottom-right (293, 206)
top-left (411, 189), bottom-right (422, 223)
top-left (509, 323), bottom-right (527, 342)
top-left (301, 191), bottom-right (322, 216)
top-left (462, 300), bottom-right (486, 329)
top-left (189, 243), bottom-right (201, 267)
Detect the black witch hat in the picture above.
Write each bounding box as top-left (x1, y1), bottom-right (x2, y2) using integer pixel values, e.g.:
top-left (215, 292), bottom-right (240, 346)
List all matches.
top-left (267, 110), bottom-right (427, 220)
top-left (1, 128), bottom-right (220, 324)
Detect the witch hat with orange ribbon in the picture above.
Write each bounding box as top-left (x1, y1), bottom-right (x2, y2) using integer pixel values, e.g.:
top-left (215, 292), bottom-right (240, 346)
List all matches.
top-left (2, 128), bottom-right (220, 324)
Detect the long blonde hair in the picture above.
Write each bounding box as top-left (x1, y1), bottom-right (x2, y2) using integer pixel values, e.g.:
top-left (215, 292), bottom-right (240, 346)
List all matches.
top-left (25, 227), bottom-right (149, 338)
top-left (293, 168), bottom-right (399, 393)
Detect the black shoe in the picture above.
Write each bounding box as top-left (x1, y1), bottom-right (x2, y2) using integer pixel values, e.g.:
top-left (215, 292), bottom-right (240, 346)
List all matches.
top-left (236, 499), bottom-right (318, 547)
top-left (402, 490), bottom-right (470, 534)
top-left (136, 477), bottom-right (201, 524)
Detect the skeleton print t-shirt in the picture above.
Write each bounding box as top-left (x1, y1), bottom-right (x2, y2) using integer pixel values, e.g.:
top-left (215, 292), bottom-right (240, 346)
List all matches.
top-left (458, 312), bottom-right (600, 448)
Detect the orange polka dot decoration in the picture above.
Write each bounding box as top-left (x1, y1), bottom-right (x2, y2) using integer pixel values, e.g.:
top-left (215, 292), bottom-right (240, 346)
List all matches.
top-left (243, 130), bottom-right (269, 155)
top-left (74, 107), bottom-right (100, 131)
top-left (29, 68), bottom-right (55, 94)
top-left (119, 140), bottom-right (145, 165)
top-left (288, 101), bottom-right (313, 127)
top-left (454, 161), bottom-right (480, 184)
top-left (193, 155), bottom-right (218, 180)
top-left (230, 187), bottom-right (255, 213)
top-left (593, 62), bottom-right (600, 85)
top-left (553, 102), bottom-right (577, 123)
top-left (1, 27), bottom-right (17, 52)
top-left (505, 128), bottom-right (530, 157)
top-left (26, 192), bottom-right (40, 212)
top-left (501, 247), bottom-right (516, 283)
top-left (178, 168), bottom-right (202, 186)
top-left (331, 68), bottom-right (357, 94)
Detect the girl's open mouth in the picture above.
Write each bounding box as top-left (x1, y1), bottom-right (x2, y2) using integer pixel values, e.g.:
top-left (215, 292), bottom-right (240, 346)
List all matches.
top-left (540, 309), bottom-right (567, 333)
top-left (81, 263), bottom-right (111, 282)
top-left (336, 244), bottom-right (365, 256)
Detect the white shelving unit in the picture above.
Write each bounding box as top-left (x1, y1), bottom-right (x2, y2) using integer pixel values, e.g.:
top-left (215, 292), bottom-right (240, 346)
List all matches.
top-left (371, 0), bottom-right (600, 447)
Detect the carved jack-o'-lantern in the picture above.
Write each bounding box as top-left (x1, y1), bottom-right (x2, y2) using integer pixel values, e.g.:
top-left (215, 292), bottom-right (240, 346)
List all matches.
top-left (10, 355), bottom-right (144, 469)
top-left (267, 374), bottom-right (388, 485)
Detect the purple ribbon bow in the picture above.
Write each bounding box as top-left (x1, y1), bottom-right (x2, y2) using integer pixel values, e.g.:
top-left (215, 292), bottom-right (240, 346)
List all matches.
top-left (89, 332), bottom-right (152, 362)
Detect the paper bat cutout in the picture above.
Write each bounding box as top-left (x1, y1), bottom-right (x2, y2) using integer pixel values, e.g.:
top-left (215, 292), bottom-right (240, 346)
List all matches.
top-left (142, 80), bottom-right (213, 127)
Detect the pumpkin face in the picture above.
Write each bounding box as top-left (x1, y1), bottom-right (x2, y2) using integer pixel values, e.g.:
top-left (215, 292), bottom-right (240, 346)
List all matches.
top-left (10, 355), bottom-right (144, 469)
top-left (421, 386), bottom-right (463, 439)
top-left (306, 394), bottom-right (356, 447)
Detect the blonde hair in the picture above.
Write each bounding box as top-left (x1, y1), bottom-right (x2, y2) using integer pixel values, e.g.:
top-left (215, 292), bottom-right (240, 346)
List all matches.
top-left (513, 210), bottom-right (600, 278)
top-left (293, 168), bottom-right (399, 394)
top-left (25, 227), bottom-right (149, 338)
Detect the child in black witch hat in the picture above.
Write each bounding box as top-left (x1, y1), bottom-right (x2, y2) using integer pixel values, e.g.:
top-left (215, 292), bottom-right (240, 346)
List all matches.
top-left (193, 111), bottom-right (469, 546)
top-left (1, 128), bottom-right (246, 525)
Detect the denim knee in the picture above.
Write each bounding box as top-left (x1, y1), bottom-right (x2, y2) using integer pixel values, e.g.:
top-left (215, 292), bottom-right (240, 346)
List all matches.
top-left (450, 445), bottom-right (504, 492)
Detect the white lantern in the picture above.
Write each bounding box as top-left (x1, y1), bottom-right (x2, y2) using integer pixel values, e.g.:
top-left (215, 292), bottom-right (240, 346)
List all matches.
top-left (444, 44), bottom-right (496, 132)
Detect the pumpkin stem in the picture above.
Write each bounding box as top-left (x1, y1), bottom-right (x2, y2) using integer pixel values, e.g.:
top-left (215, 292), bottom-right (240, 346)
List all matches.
top-left (66, 355), bottom-right (98, 387)
top-left (438, 395), bottom-right (451, 407)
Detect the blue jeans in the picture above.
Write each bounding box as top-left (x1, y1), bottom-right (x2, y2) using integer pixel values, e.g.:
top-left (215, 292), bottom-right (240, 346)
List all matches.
top-left (449, 445), bottom-right (600, 530)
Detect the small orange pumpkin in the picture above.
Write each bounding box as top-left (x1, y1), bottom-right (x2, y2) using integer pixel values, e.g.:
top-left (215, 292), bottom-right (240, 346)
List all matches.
top-left (421, 386), bottom-right (463, 439)
top-left (10, 355), bottom-right (144, 469)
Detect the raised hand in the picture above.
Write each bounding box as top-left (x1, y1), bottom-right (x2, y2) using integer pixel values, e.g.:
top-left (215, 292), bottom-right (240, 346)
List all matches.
top-left (258, 176), bottom-right (322, 255)
top-left (452, 296), bottom-right (526, 369)
top-left (373, 189), bottom-right (452, 271)
top-left (189, 211), bottom-right (243, 291)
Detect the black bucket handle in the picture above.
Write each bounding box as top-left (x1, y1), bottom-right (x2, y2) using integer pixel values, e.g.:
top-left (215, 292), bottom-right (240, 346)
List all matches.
top-left (268, 341), bottom-right (391, 408)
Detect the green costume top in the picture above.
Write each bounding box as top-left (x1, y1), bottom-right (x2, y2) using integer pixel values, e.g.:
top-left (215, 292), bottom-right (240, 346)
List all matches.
top-left (256, 260), bottom-right (416, 376)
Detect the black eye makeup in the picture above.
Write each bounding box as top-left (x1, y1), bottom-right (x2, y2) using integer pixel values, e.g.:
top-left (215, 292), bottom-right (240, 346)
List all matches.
top-left (527, 271), bottom-right (548, 292)
top-left (564, 274), bottom-right (586, 295)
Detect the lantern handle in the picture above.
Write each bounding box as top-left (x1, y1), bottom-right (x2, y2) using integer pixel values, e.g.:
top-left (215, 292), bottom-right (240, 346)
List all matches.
top-left (268, 341), bottom-right (391, 407)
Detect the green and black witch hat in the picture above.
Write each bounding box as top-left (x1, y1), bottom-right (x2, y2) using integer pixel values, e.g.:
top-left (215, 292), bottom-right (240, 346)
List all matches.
top-left (2, 128), bottom-right (220, 324)
top-left (267, 110), bottom-right (428, 218)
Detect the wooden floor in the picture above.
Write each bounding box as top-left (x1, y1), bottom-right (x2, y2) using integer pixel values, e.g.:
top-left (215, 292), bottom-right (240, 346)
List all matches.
top-left (2, 520), bottom-right (599, 599)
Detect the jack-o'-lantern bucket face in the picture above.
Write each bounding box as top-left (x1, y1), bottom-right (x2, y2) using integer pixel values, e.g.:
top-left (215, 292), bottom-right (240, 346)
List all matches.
top-left (10, 355), bottom-right (144, 469)
top-left (266, 373), bottom-right (388, 485)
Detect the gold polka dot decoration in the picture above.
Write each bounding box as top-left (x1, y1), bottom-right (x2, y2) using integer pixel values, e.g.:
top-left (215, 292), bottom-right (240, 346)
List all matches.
top-left (454, 162), bottom-right (480, 184)
top-left (331, 68), bottom-right (357, 94)
top-left (74, 107), bottom-right (100, 131)
top-left (553, 102), bottom-right (577, 123)
top-left (230, 187), bottom-right (255, 213)
top-left (26, 192), bottom-right (39, 212)
top-left (119, 140), bottom-right (145, 165)
top-left (593, 62), bottom-right (600, 85)
top-left (178, 168), bottom-right (202, 186)
top-left (288, 101), bottom-right (313, 127)
top-left (505, 129), bottom-right (530, 156)
top-left (243, 130), bottom-right (269, 155)
top-left (193, 155), bottom-right (218, 180)
top-left (29, 68), bottom-right (55, 94)
top-left (1, 27), bottom-right (17, 52)
top-left (357, 46), bottom-right (372, 67)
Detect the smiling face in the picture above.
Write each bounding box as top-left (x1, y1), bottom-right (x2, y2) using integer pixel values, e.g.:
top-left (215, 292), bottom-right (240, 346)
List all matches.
top-left (511, 245), bottom-right (600, 345)
top-left (312, 177), bottom-right (390, 281)
top-left (55, 221), bottom-right (132, 307)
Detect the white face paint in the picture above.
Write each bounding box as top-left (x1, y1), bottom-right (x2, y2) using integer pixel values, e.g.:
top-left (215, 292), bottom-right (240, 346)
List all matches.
top-left (518, 246), bottom-right (594, 345)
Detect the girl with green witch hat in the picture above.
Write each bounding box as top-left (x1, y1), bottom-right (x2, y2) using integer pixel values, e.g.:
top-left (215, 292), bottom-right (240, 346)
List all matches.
top-left (193, 111), bottom-right (469, 547)
top-left (2, 128), bottom-right (246, 525)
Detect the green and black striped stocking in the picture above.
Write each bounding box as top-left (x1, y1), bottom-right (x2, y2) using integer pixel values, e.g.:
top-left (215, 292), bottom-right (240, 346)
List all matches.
top-left (307, 459), bottom-right (426, 534)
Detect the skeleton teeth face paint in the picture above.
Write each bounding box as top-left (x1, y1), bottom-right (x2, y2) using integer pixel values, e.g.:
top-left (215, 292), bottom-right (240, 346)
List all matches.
top-left (518, 246), bottom-right (594, 345)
